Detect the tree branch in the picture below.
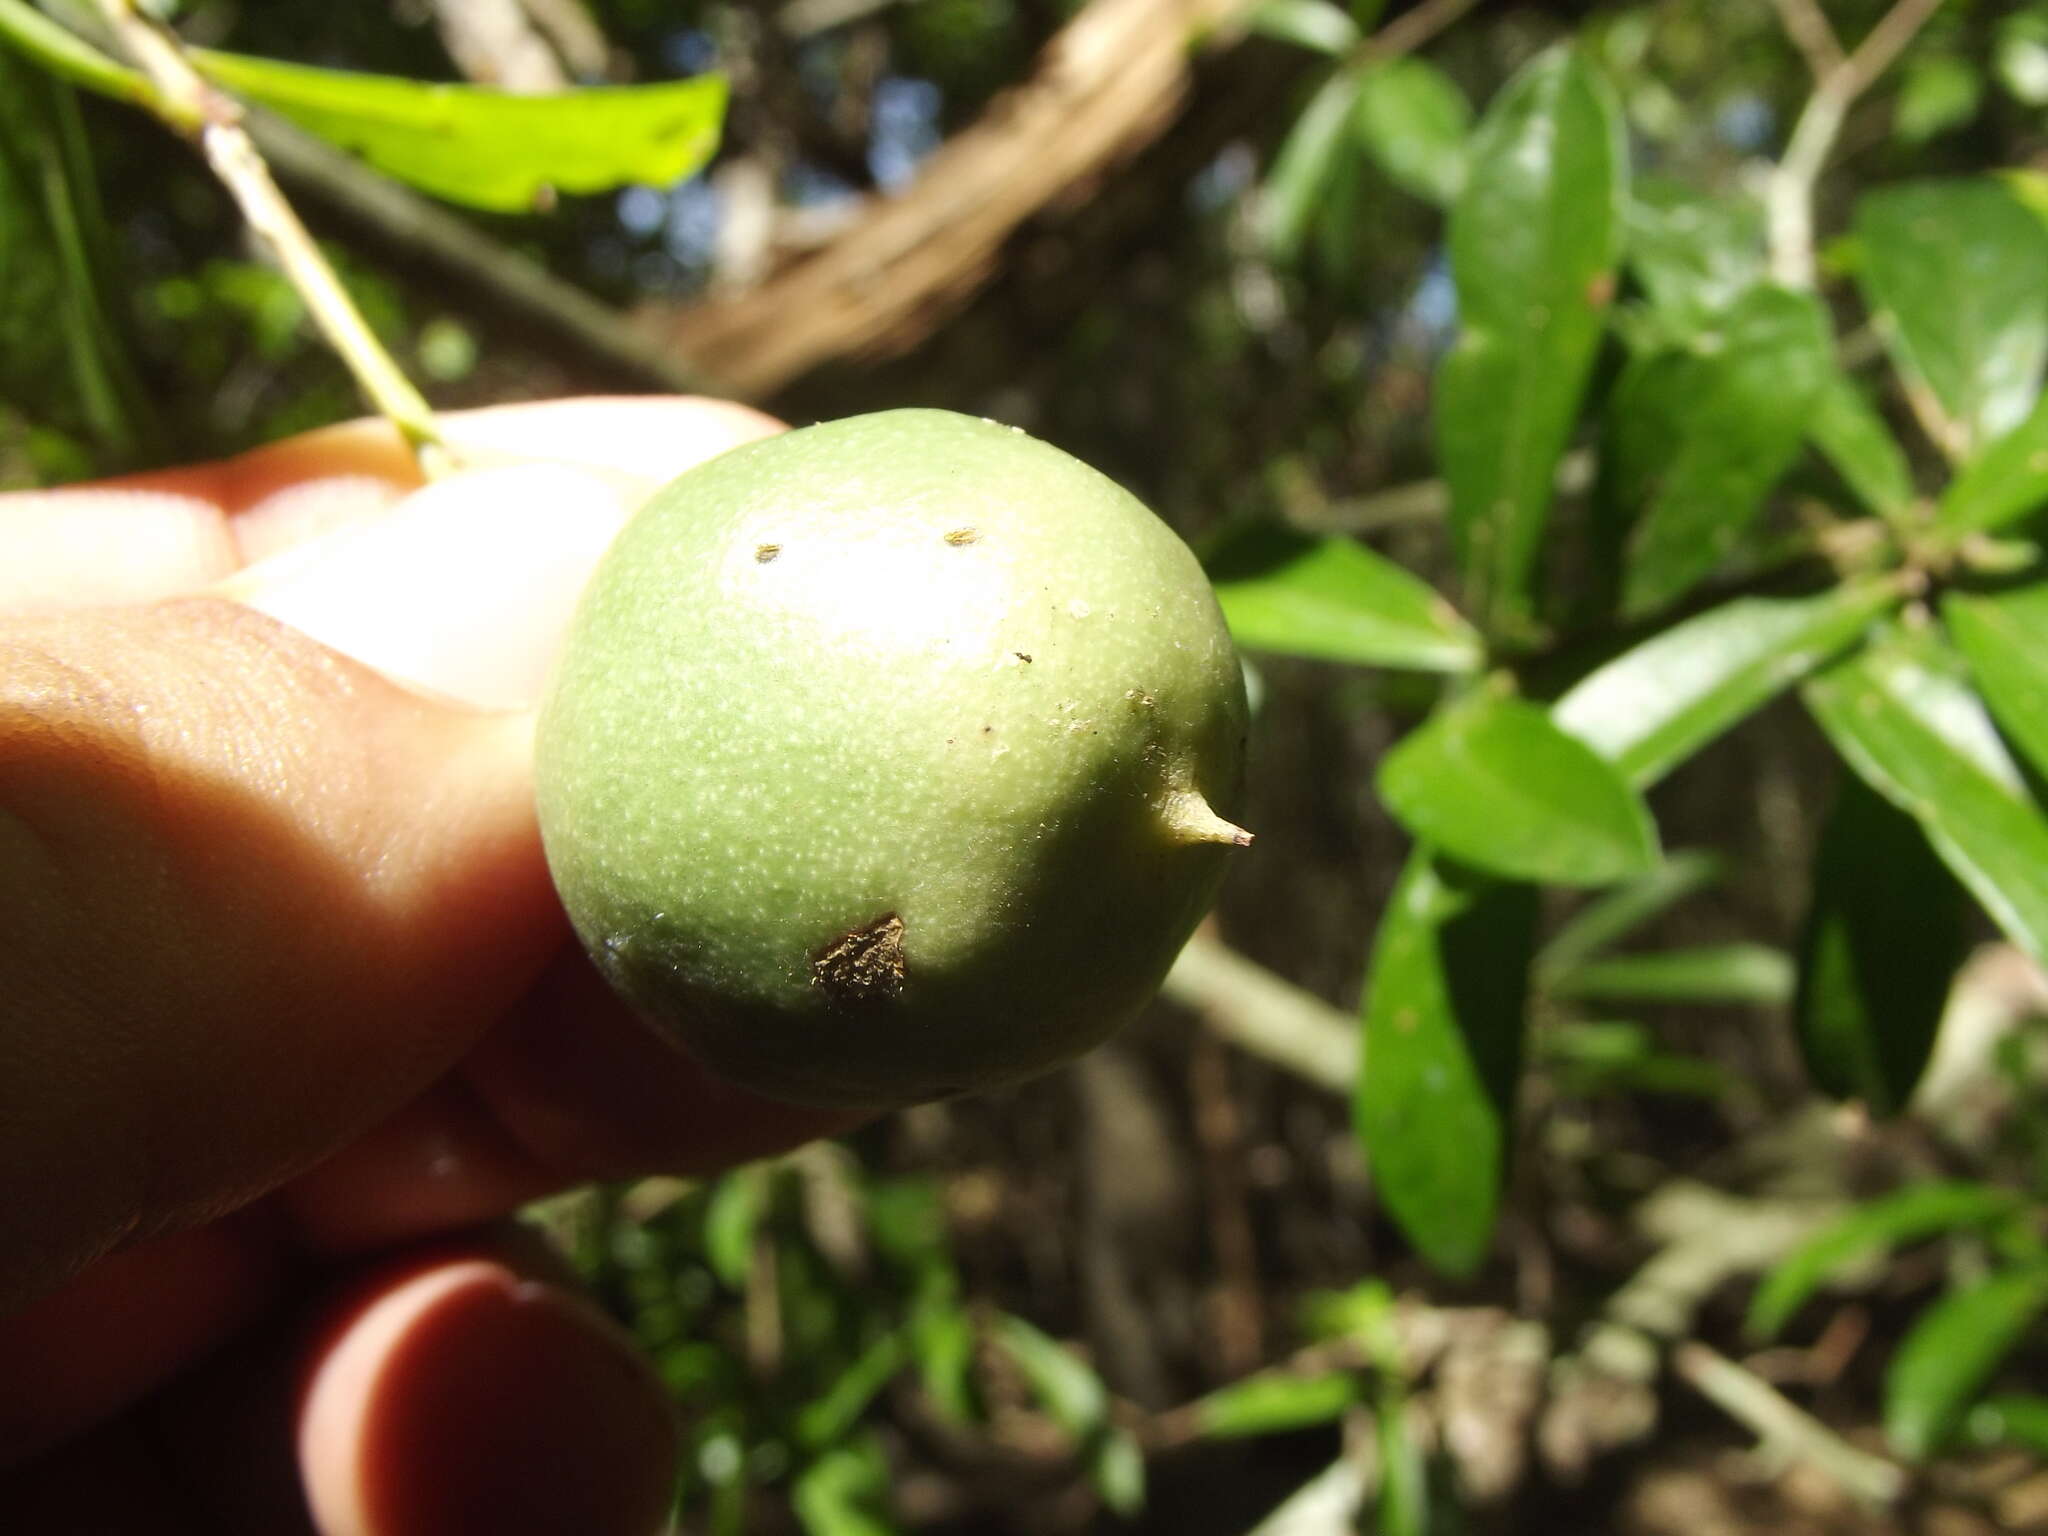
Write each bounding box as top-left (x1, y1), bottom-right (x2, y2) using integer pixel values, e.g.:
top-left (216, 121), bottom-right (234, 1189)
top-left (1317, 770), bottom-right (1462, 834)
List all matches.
top-left (1161, 932), bottom-right (1357, 1095)
top-left (1673, 1343), bottom-right (1907, 1508)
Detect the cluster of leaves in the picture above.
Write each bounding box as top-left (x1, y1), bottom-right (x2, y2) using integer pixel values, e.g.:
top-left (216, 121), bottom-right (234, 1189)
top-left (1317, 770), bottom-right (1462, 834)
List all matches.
top-left (540, 1154), bottom-right (1144, 1535)
top-left (1206, 22), bottom-right (2048, 1407)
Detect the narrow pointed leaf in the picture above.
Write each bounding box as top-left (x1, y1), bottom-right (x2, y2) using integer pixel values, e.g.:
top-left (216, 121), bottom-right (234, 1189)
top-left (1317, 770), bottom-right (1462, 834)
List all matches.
top-left (1195, 1371), bottom-right (1363, 1439)
top-left (1967, 1395), bottom-right (2048, 1455)
top-left (1607, 286), bottom-right (1833, 616)
top-left (1945, 584), bottom-right (2048, 782)
top-left (1207, 524), bottom-right (1481, 671)
top-left (1805, 631), bottom-right (2048, 966)
top-left (1352, 57), bottom-right (1471, 207)
top-left (1358, 852), bottom-right (1536, 1276)
top-left (192, 49), bottom-right (727, 212)
top-left (1260, 68), bottom-right (1369, 262)
top-left (1796, 773), bottom-right (1970, 1114)
top-left (1245, 0), bottom-right (1361, 56)
top-left (1887, 1263), bottom-right (2048, 1461)
top-left (1436, 47), bottom-right (1625, 633)
top-left (1554, 583), bottom-right (1897, 788)
top-left (1536, 850), bottom-right (1726, 981)
top-left (1749, 1182), bottom-right (2028, 1340)
top-left (1937, 390), bottom-right (2048, 536)
top-left (1547, 943), bottom-right (1793, 1006)
top-left (1379, 692), bottom-right (1660, 886)
top-left (1855, 179), bottom-right (2048, 456)
top-left (1810, 371), bottom-right (1916, 519)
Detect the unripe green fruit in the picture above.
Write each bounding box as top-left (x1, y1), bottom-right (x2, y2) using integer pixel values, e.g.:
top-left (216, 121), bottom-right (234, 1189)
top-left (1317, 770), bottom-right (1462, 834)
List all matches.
top-left (535, 409), bottom-right (1249, 1107)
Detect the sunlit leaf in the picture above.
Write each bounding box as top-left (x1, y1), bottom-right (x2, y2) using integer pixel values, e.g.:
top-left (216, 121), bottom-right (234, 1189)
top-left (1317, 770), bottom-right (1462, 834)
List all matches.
top-left (1623, 178), bottom-right (1766, 329)
top-left (1945, 583), bottom-right (2048, 782)
top-left (1810, 370), bottom-right (1916, 519)
top-left (791, 1437), bottom-right (900, 1536)
top-left (1380, 691), bottom-right (1659, 886)
top-left (1206, 524), bottom-right (1481, 671)
top-left (1967, 1395), bottom-right (2048, 1455)
top-left (1194, 1371), bottom-right (1362, 1439)
top-left (1796, 773), bottom-right (1969, 1115)
top-left (1893, 55), bottom-right (1983, 145)
top-left (1357, 852), bottom-right (1536, 1275)
top-left (1437, 46), bottom-right (1625, 633)
top-left (192, 49), bottom-right (727, 212)
top-left (1750, 1182), bottom-right (2027, 1340)
top-left (1855, 179), bottom-right (2048, 456)
top-left (1244, 0), bottom-right (1361, 57)
top-left (1887, 1263), bottom-right (2048, 1460)
top-left (1260, 67), bottom-right (1369, 262)
top-left (1805, 629), bottom-right (2048, 967)
top-left (1554, 583), bottom-right (1899, 788)
top-left (1936, 389), bottom-right (2048, 536)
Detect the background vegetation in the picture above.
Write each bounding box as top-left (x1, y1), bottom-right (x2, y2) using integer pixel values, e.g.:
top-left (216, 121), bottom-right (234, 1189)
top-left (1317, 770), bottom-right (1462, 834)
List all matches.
top-left (9, 0), bottom-right (2048, 1530)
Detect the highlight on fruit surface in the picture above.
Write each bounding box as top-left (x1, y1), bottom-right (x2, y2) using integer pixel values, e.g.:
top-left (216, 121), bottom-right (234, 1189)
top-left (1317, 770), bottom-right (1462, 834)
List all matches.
top-left (535, 408), bottom-right (1251, 1108)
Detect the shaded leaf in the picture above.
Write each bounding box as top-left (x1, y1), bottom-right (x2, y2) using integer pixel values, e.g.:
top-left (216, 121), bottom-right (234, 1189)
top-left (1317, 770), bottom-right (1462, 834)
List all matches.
top-left (1796, 772), bottom-right (1970, 1115)
top-left (1547, 943), bottom-right (1793, 1006)
top-left (1604, 285), bottom-right (1833, 616)
top-left (192, 49), bottom-right (727, 212)
top-left (1967, 1395), bottom-right (2048, 1455)
top-left (791, 1438), bottom-right (900, 1536)
top-left (1089, 1430), bottom-right (1147, 1516)
top-left (1554, 583), bottom-right (1898, 788)
top-left (1855, 179), bottom-right (2048, 456)
top-left (1946, 584), bottom-right (2048, 782)
top-left (1352, 57), bottom-right (1471, 206)
top-left (1380, 691), bottom-right (1659, 886)
top-left (1245, 0), bottom-right (1359, 55)
top-left (1260, 67), bottom-right (1369, 262)
top-left (1206, 523), bottom-right (1481, 671)
top-left (1887, 1263), bottom-right (2048, 1461)
top-left (1536, 850), bottom-right (1726, 980)
top-left (796, 1333), bottom-right (908, 1450)
top-left (1436, 46), bottom-right (1625, 633)
top-left (1541, 1021), bottom-right (1731, 1100)
top-left (702, 1168), bottom-right (763, 1290)
top-left (994, 1314), bottom-right (1109, 1434)
top-left (1751, 1182), bottom-right (2025, 1339)
top-left (1805, 630), bottom-right (2048, 966)
top-left (1810, 370), bottom-right (1916, 519)
top-left (1358, 852), bottom-right (1537, 1275)
top-left (1894, 55), bottom-right (1983, 145)
top-left (1195, 1372), bottom-right (1362, 1439)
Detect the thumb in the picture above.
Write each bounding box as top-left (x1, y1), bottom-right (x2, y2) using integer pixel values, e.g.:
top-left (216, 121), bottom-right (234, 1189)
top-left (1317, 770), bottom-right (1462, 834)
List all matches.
top-left (0, 595), bottom-right (553, 1307)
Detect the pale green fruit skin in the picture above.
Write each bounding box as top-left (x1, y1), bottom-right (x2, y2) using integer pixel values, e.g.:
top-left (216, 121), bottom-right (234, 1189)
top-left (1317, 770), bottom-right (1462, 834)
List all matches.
top-left (535, 409), bottom-right (1248, 1107)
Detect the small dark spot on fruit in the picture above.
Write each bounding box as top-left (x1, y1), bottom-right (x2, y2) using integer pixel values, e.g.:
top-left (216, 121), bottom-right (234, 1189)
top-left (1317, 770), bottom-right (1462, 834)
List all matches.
top-left (1014, 651), bottom-right (1032, 663)
top-left (943, 528), bottom-right (981, 546)
top-left (755, 543), bottom-right (781, 563)
top-left (981, 724), bottom-right (993, 734)
top-left (812, 913), bottom-right (907, 1006)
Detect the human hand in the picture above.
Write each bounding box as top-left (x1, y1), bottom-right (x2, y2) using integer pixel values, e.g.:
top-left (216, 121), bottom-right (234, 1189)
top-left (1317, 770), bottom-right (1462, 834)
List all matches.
top-left (0, 399), bottom-right (864, 1534)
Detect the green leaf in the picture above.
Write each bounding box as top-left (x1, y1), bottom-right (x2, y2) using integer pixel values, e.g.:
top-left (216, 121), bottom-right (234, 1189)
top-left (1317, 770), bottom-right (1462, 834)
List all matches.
top-left (1260, 67), bottom-right (1369, 262)
top-left (191, 49), bottom-right (727, 213)
top-left (1936, 388), bottom-right (2048, 537)
top-left (1967, 1395), bottom-right (2048, 1455)
top-left (1546, 943), bottom-right (1793, 1006)
top-left (0, 0), bottom-right (161, 119)
top-left (993, 1314), bottom-right (1109, 1435)
top-left (701, 1168), bottom-right (763, 1289)
top-left (1893, 54), bottom-right (1983, 145)
top-left (1436, 46), bottom-right (1625, 633)
top-left (1604, 285), bottom-right (1833, 616)
top-left (1206, 524), bottom-right (1481, 671)
top-left (1245, 0), bottom-right (1360, 56)
top-left (1796, 773), bottom-right (1970, 1115)
top-left (1805, 630), bottom-right (2048, 967)
top-left (1622, 179), bottom-right (1766, 329)
top-left (1946, 584), bottom-right (2048, 782)
top-left (791, 1438), bottom-right (900, 1536)
top-left (1887, 1263), bottom-right (2048, 1461)
top-left (1352, 57), bottom-right (1471, 206)
top-left (1554, 583), bottom-right (1899, 788)
top-left (796, 1333), bottom-right (908, 1450)
top-left (1749, 1182), bottom-right (2028, 1340)
top-left (1088, 1430), bottom-right (1147, 1516)
top-left (1540, 1020), bottom-right (1731, 1100)
top-left (1810, 370), bottom-right (1916, 519)
top-left (1855, 179), bottom-right (2048, 456)
top-left (1357, 852), bottom-right (1537, 1275)
top-left (1381, 691), bottom-right (1660, 885)
top-left (1194, 1371), bottom-right (1362, 1439)
top-left (1535, 850), bottom-right (1726, 980)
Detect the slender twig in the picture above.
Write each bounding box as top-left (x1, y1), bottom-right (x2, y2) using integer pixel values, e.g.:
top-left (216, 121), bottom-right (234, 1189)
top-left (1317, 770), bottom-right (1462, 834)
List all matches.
top-left (90, 0), bottom-right (451, 475)
top-left (1673, 1342), bottom-right (1908, 1508)
top-left (1358, 0), bottom-right (1482, 65)
top-left (1765, 0), bottom-right (1946, 292)
top-left (1161, 932), bottom-right (1357, 1095)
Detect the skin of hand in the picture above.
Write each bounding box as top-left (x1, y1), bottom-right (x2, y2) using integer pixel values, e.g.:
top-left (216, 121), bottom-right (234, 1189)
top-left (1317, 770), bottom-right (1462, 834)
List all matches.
top-left (0, 398), bottom-right (866, 1535)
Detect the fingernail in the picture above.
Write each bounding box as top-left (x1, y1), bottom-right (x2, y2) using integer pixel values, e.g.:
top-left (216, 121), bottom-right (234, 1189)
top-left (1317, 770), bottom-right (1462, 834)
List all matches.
top-left (217, 464), bottom-right (634, 711)
top-left (300, 1259), bottom-right (677, 1536)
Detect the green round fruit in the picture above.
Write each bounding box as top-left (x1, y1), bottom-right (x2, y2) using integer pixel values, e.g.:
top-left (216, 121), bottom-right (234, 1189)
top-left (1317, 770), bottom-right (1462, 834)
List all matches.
top-left (535, 409), bottom-right (1249, 1107)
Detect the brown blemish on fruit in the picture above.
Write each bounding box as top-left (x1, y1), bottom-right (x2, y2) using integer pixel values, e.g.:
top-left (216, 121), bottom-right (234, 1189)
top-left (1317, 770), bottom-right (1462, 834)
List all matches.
top-left (943, 528), bottom-right (981, 546)
top-left (755, 543), bottom-right (781, 563)
top-left (1014, 651), bottom-right (1032, 663)
top-left (812, 913), bottom-right (907, 1005)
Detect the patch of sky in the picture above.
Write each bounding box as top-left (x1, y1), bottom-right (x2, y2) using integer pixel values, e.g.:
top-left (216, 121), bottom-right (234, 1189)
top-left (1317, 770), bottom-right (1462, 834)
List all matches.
top-left (870, 76), bottom-right (944, 191)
